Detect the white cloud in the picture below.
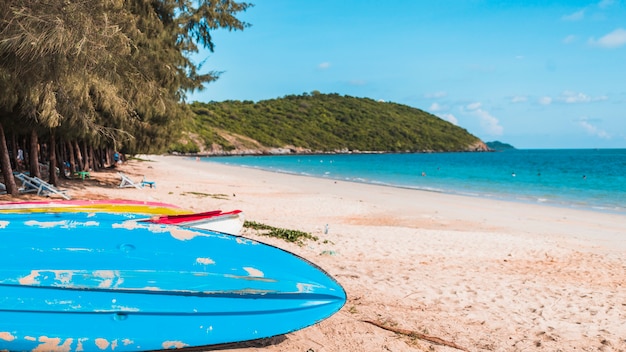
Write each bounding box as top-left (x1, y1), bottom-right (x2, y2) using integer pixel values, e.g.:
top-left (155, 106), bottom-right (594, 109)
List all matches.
top-left (424, 91), bottom-right (447, 99)
top-left (440, 113), bottom-right (458, 125)
top-left (539, 96), bottom-right (553, 105)
top-left (563, 35), bottom-right (577, 44)
top-left (558, 91), bottom-right (608, 103)
top-left (466, 102), bottom-right (482, 111)
top-left (578, 119), bottom-right (611, 139)
top-left (462, 103), bottom-right (503, 135)
top-left (429, 102), bottom-right (443, 112)
top-left (318, 62), bottom-right (331, 69)
top-left (589, 28), bottom-right (626, 48)
top-left (511, 96), bottom-right (527, 103)
top-left (561, 91), bottom-right (592, 103)
top-left (473, 109), bottom-right (503, 136)
top-left (562, 9), bottom-right (585, 21)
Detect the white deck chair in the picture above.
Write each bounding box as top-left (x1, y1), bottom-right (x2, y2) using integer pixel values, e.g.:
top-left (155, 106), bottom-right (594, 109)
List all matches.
top-left (15, 173), bottom-right (71, 200)
top-left (32, 176), bottom-right (71, 200)
top-left (15, 173), bottom-right (43, 194)
top-left (118, 172), bottom-right (142, 189)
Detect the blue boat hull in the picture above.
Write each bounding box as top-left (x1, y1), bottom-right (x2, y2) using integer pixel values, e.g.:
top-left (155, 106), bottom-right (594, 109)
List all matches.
top-left (0, 212), bottom-right (346, 351)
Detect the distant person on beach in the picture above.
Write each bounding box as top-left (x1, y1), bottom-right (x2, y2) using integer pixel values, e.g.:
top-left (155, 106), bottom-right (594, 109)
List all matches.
top-left (17, 147), bottom-right (24, 169)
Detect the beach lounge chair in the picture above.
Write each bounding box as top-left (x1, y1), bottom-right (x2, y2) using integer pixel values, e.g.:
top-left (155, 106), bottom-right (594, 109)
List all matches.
top-left (32, 176), bottom-right (71, 200)
top-left (15, 173), bottom-right (42, 194)
top-left (118, 172), bottom-right (142, 189)
top-left (15, 173), bottom-right (71, 200)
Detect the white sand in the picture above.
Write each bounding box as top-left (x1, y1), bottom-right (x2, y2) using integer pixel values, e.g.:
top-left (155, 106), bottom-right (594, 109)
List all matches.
top-left (47, 155), bottom-right (626, 351)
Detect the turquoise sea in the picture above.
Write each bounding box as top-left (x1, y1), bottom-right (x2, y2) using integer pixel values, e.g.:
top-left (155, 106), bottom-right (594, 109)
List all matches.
top-left (201, 149), bottom-right (626, 215)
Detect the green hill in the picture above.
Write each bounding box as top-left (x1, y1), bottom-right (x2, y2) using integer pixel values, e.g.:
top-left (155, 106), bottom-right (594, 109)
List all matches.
top-left (172, 92), bottom-right (488, 154)
top-left (485, 141), bottom-right (516, 151)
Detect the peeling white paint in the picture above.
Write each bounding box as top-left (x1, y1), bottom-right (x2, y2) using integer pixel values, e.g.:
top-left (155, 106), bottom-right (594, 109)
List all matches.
top-left (243, 267), bottom-right (264, 277)
top-left (0, 221), bottom-right (9, 229)
top-left (110, 305), bottom-right (140, 312)
top-left (93, 270), bottom-right (123, 289)
top-left (19, 270), bottom-right (41, 285)
top-left (235, 237), bottom-right (257, 245)
top-left (94, 338), bottom-right (109, 350)
top-left (169, 228), bottom-right (202, 241)
top-left (162, 341), bottom-right (189, 349)
top-left (0, 332), bottom-right (15, 341)
top-left (196, 257), bottom-right (215, 265)
top-left (33, 336), bottom-right (73, 352)
top-left (24, 220), bottom-right (99, 229)
top-left (25, 220), bottom-right (66, 228)
top-left (76, 338), bottom-right (87, 351)
top-left (297, 283), bottom-right (315, 293)
top-left (111, 221), bottom-right (141, 230)
top-left (53, 270), bottom-right (74, 285)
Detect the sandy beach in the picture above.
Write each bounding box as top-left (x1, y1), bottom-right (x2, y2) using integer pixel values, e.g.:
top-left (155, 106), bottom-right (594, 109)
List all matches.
top-left (12, 155), bottom-right (626, 351)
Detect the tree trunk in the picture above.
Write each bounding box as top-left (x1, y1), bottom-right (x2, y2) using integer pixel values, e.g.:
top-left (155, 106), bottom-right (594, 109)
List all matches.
top-left (29, 129), bottom-right (41, 179)
top-left (90, 145), bottom-right (99, 171)
top-left (67, 141), bottom-right (76, 176)
top-left (11, 133), bottom-right (18, 170)
top-left (0, 123), bottom-right (18, 196)
top-left (57, 137), bottom-right (68, 179)
top-left (74, 140), bottom-right (83, 172)
top-left (49, 130), bottom-right (58, 186)
top-left (81, 140), bottom-right (90, 171)
top-left (105, 147), bottom-right (112, 167)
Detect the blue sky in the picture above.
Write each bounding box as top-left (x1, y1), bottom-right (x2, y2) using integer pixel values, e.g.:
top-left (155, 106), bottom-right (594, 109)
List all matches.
top-left (187, 0), bottom-right (626, 149)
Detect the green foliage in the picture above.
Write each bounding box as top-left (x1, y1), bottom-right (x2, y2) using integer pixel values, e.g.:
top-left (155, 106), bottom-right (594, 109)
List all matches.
top-left (182, 93), bottom-right (483, 153)
top-left (486, 140), bottom-right (516, 151)
top-left (0, 0), bottom-right (252, 152)
top-left (244, 221), bottom-right (318, 246)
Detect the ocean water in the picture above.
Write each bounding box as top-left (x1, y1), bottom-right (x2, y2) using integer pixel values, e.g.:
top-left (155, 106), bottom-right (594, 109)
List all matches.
top-left (201, 149), bottom-right (626, 215)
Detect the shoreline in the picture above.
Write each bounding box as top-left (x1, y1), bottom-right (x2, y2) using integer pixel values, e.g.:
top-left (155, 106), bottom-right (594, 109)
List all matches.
top-left (7, 154), bottom-right (625, 351)
top-left (197, 155), bottom-right (626, 217)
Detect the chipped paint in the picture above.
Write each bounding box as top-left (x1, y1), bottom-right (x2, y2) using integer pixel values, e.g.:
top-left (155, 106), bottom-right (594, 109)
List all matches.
top-left (19, 270), bottom-right (41, 285)
top-left (0, 332), bottom-right (15, 341)
top-left (235, 237), bottom-right (258, 245)
top-left (0, 221), bottom-right (8, 229)
top-left (95, 338), bottom-right (109, 350)
top-left (24, 220), bottom-right (99, 229)
top-left (243, 267), bottom-right (264, 277)
top-left (195, 257), bottom-right (215, 265)
top-left (162, 341), bottom-right (189, 349)
top-left (111, 221), bottom-right (142, 230)
top-left (93, 270), bottom-right (123, 289)
top-left (33, 337), bottom-right (73, 352)
top-left (168, 227), bottom-right (203, 241)
top-left (53, 270), bottom-right (74, 285)
top-left (297, 283), bottom-right (315, 293)
top-left (24, 220), bottom-right (66, 228)
top-left (223, 274), bottom-right (276, 283)
top-left (76, 338), bottom-right (87, 351)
